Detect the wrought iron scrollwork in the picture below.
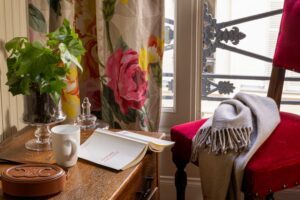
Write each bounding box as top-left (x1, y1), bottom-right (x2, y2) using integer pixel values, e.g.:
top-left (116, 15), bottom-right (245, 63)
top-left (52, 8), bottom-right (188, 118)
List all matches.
top-left (202, 2), bottom-right (283, 97)
top-left (203, 2), bottom-right (282, 68)
top-left (203, 77), bottom-right (235, 97)
top-left (203, 3), bottom-right (247, 67)
top-left (216, 27), bottom-right (246, 45)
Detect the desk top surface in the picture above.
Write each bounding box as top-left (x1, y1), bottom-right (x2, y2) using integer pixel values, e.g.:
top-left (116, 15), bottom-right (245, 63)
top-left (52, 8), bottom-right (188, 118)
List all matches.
top-left (0, 127), bottom-right (164, 199)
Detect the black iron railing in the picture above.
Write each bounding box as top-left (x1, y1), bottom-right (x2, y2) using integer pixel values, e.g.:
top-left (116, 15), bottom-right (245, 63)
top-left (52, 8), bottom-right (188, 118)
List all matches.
top-left (201, 2), bottom-right (300, 105)
top-left (163, 2), bottom-right (300, 105)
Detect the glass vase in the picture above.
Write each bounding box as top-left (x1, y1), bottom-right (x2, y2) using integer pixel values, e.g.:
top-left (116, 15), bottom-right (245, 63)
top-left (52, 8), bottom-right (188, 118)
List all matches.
top-left (23, 91), bottom-right (65, 151)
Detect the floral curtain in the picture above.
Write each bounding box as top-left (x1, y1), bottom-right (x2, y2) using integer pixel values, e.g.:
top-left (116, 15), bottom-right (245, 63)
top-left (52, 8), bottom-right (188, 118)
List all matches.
top-left (74, 0), bottom-right (102, 113)
top-left (98, 0), bottom-right (164, 131)
top-left (28, 0), bottom-right (81, 122)
top-left (27, 0), bottom-right (164, 131)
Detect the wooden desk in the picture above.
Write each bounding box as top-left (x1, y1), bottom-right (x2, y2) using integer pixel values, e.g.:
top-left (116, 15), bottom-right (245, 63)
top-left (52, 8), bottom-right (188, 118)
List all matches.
top-left (0, 127), bottom-right (164, 200)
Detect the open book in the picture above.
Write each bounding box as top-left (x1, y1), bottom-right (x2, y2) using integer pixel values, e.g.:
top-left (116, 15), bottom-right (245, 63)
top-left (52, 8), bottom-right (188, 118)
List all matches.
top-left (79, 129), bottom-right (174, 170)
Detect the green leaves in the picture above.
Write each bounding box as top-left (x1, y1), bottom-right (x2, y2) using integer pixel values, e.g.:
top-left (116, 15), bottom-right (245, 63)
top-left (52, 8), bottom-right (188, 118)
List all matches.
top-left (5, 37), bottom-right (27, 55)
top-left (5, 20), bottom-right (85, 104)
top-left (5, 38), bottom-right (65, 99)
top-left (28, 3), bottom-right (47, 33)
top-left (41, 79), bottom-right (66, 104)
top-left (47, 20), bottom-right (85, 57)
top-left (58, 43), bottom-right (83, 72)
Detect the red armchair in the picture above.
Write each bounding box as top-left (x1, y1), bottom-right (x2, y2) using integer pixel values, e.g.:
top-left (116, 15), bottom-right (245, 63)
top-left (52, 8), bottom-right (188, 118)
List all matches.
top-left (171, 0), bottom-right (300, 199)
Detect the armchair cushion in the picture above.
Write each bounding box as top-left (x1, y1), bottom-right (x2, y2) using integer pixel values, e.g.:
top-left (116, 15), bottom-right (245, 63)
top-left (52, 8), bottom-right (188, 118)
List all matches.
top-left (273, 0), bottom-right (300, 72)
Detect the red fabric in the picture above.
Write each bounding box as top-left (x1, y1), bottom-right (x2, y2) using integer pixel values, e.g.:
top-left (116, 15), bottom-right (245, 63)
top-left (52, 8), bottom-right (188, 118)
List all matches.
top-left (273, 0), bottom-right (300, 72)
top-left (170, 119), bottom-right (207, 164)
top-left (243, 112), bottom-right (300, 197)
top-left (171, 112), bottom-right (300, 197)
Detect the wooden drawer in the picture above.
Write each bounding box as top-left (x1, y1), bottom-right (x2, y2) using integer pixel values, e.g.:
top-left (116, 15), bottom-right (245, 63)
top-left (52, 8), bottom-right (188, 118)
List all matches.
top-left (112, 153), bottom-right (159, 200)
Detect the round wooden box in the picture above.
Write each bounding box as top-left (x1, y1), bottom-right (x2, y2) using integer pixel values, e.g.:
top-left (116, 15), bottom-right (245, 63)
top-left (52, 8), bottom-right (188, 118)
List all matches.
top-left (1, 164), bottom-right (66, 197)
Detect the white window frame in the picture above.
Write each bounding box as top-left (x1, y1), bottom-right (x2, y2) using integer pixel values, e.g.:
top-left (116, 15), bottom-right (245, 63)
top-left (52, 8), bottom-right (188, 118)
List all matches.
top-left (159, 0), bottom-right (204, 132)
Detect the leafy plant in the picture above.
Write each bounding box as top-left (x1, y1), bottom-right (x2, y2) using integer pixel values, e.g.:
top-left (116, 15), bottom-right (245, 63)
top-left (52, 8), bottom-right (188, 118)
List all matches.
top-left (5, 19), bottom-right (85, 104)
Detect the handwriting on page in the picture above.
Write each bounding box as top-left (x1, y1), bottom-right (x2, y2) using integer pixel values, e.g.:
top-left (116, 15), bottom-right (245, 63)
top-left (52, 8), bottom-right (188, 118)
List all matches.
top-left (101, 151), bottom-right (120, 162)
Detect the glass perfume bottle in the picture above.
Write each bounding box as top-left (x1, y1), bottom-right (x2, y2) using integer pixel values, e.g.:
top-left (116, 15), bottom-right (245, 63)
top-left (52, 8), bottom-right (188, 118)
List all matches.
top-left (76, 97), bottom-right (109, 130)
top-left (77, 97), bottom-right (97, 130)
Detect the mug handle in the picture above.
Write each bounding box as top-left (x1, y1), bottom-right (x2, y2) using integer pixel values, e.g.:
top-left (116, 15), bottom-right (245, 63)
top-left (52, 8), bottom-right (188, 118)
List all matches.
top-left (65, 139), bottom-right (78, 161)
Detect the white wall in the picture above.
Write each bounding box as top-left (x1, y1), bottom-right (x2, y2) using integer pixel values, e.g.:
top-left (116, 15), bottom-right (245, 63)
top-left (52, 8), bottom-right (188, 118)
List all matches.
top-left (0, 0), bottom-right (27, 140)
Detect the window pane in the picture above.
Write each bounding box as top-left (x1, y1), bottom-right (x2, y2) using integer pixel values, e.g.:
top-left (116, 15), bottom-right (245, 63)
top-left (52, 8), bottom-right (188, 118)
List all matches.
top-left (162, 0), bottom-right (175, 109)
top-left (201, 0), bottom-right (300, 117)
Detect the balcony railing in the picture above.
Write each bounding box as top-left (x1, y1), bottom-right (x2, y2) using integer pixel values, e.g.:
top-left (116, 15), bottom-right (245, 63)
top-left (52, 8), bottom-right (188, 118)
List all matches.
top-left (202, 73), bottom-right (300, 105)
top-left (201, 1), bottom-right (300, 105)
top-left (163, 2), bottom-right (300, 106)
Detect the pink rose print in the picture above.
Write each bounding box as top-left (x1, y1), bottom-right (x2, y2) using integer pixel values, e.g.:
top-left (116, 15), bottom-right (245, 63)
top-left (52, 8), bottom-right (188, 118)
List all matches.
top-left (106, 48), bottom-right (148, 114)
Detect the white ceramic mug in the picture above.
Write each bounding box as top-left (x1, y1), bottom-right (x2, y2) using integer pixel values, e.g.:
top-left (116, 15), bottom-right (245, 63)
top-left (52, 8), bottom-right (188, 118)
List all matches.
top-left (51, 125), bottom-right (80, 167)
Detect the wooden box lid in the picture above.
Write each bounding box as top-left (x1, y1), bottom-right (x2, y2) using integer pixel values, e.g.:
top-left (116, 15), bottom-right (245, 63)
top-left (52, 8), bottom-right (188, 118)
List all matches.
top-left (1, 164), bottom-right (66, 197)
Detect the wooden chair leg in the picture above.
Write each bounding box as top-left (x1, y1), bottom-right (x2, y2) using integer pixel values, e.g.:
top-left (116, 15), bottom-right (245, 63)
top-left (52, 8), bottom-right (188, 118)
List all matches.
top-left (175, 165), bottom-right (187, 200)
top-left (173, 159), bottom-right (188, 200)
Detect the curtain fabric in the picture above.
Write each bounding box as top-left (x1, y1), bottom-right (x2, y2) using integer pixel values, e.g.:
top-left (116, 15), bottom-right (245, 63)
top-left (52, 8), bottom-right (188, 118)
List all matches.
top-left (28, 0), bottom-right (164, 131)
top-left (75, 0), bottom-right (102, 113)
top-left (98, 0), bottom-right (164, 131)
top-left (28, 0), bottom-right (80, 122)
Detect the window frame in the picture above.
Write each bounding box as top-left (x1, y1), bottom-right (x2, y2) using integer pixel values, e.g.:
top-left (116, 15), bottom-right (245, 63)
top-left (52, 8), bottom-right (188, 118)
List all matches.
top-left (159, 0), bottom-right (203, 131)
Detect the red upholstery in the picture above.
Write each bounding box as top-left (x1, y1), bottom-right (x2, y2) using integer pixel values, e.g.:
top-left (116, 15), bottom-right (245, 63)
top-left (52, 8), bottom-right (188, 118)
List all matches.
top-left (243, 112), bottom-right (300, 197)
top-left (170, 112), bottom-right (300, 197)
top-left (171, 119), bottom-right (207, 164)
top-left (273, 0), bottom-right (300, 72)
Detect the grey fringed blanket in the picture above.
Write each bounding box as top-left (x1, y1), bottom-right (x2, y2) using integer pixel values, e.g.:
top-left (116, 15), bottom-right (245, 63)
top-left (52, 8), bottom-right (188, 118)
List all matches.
top-left (192, 93), bottom-right (280, 200)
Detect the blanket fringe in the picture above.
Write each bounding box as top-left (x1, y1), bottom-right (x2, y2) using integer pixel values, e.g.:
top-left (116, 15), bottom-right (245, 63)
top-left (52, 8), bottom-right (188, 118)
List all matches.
top-left (191, 127), bottom-right (252, 161)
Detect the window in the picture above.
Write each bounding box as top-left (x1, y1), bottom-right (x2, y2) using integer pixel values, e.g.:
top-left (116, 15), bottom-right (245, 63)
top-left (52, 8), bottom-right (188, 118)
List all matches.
top-left (160, 0), bottom-right (202, 130)
top-left (201, 0), bottom-right (300, 117)
top-left (163, 0), bottom-right (175, 109)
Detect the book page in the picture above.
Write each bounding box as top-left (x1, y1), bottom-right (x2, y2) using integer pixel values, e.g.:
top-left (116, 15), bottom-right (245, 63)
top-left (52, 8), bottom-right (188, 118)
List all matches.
top-left (79, 130), bottom-right (147, 170)
top-left (115, 130), bottom-right (174, 152)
